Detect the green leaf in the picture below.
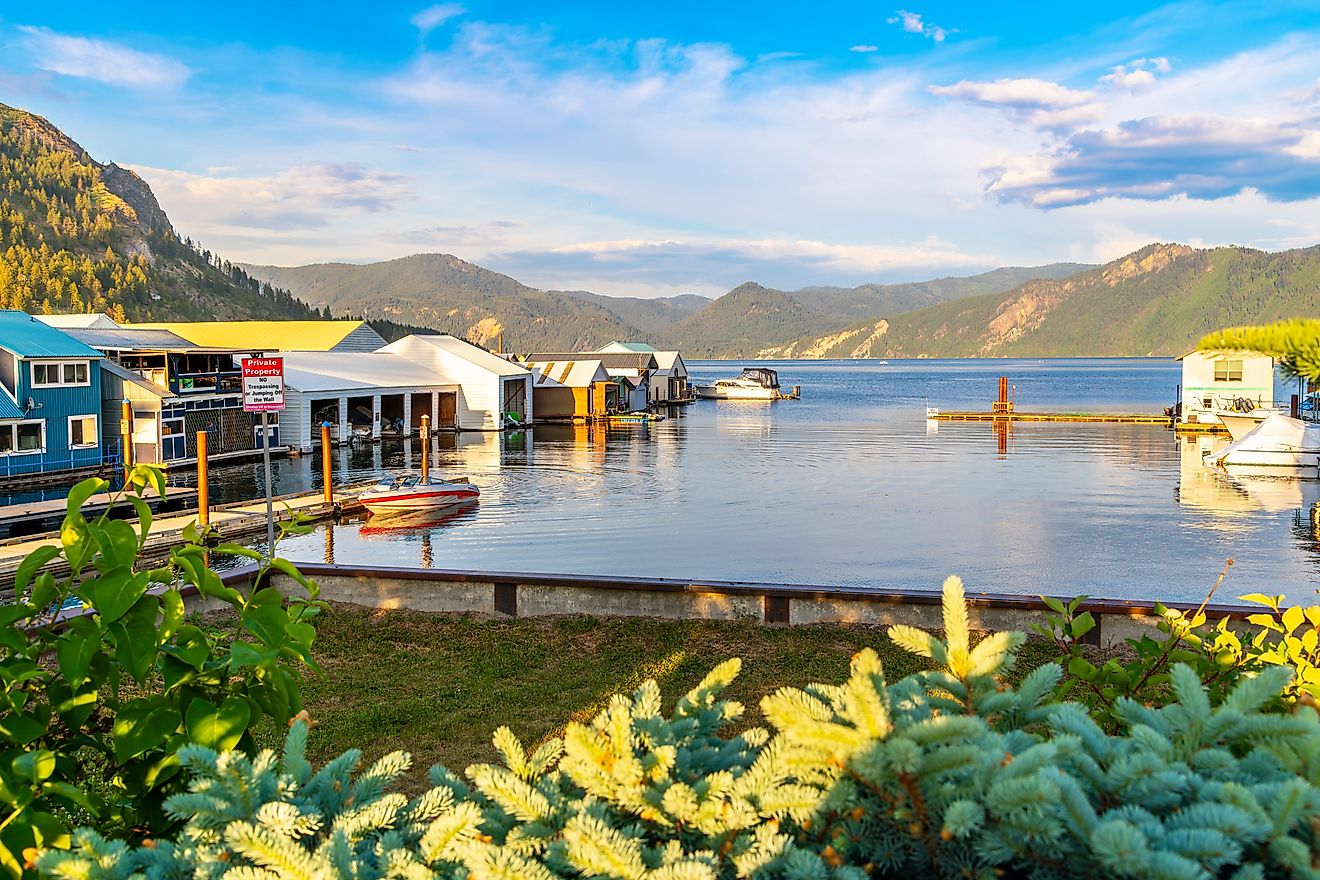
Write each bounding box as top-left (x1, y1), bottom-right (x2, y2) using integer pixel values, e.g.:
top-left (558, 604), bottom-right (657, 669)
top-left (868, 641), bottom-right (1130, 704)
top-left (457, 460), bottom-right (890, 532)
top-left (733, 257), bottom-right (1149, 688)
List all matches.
top-left (0, 711), bottom-right (48, 745)
top-left (65, 478), bottom-right (107, 517)
top-left (14, 545), bottom-right (60, 599)
top-left (158, 590), bottom-right (185, 645)
top-left (125, 494), bottom-right (153, 546)
top-left (12, 750), bottom-right (55, 784)
top-left (113, 700), bottom-right (181, 762)
top-left (92, 519), bottom-right (140, 573)
top-left (1070, 612), bottom-right (1096, 639)
top-left (109, 595), bottom-right (160, 684)
top-left (242, 602), bottom-right (290, 648)
top-left (162, 626), bottom-right (210, 670)
top-left (29, 572), bottom-right (58, 614)
top-left (88, 568), bottom-right (149, 623)
top-left (185, 696), bottom-right (251, 752)
top-left (40, 781), bottom-right (97, 814)
top-left (1067, 656), bottom-right (1095, 678)
top-left (229, 641), bottom-right (278, 669)
top-left (55, 624), bottom-right (100, 690)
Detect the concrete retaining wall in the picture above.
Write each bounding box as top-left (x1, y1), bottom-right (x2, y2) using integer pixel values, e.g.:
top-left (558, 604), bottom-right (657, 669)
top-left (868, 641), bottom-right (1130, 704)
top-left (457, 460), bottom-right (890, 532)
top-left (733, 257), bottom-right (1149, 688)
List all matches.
top-left (213, 563), bottom-right (1253, 648)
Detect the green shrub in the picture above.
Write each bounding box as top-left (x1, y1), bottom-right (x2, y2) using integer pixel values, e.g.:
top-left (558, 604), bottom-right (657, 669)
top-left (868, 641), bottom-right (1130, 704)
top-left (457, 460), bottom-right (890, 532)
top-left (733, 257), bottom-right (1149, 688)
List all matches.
top-left (0, 468), bottom-right (320, 877)
top-left (1036, 563), bottom-right (1320, 723)
top-left (39, 577), bottom-right (1320, 880)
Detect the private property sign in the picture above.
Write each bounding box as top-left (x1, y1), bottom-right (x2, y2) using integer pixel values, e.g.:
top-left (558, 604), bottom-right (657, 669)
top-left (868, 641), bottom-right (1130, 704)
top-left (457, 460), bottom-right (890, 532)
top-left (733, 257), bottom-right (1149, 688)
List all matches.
top-left (242, 357), bottom-right (285, 412)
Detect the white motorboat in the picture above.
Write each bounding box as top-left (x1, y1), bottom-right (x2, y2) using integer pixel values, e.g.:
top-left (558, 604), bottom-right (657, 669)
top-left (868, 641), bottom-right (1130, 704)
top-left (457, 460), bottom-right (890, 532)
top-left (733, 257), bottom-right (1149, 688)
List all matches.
top-left (1217, 408), bottom-right (1276, 441)
top-left (1215, 413), bottom-right (1320, 469)
top-left (694, 367), bottom-right (782, 400)
top-left (359, 472), bottom-right (480, 514)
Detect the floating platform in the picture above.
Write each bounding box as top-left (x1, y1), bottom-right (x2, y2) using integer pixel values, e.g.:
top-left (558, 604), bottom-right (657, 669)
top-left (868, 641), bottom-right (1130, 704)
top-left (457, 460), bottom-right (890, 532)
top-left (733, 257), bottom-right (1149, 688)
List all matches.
top-left (0, 488), bottom-right (198, 540)
top-left (932, 411), bottom-right (1173, 425)
top-left (0, 486), bottom-right (367, 592)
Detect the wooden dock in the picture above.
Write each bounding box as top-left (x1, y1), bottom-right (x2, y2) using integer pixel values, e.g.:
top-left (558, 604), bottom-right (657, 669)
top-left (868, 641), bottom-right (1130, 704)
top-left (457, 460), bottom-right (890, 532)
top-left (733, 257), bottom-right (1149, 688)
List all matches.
top-left (0, 488), bottom-right (198, 539)
top-left (0, 487), bottom-right (366, 589)
top-left (932, 411), bottom-right (1173, 425)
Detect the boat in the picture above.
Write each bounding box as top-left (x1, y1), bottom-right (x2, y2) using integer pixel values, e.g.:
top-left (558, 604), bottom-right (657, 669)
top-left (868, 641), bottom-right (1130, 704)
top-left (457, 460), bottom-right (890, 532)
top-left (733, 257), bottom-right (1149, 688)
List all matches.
top-left (358, 501), bottom-right (478, 535)
top-left (607, 411), bottom-right (665, 423)
top-left (693, 367), bottom-right (782, 400)
top-left (1214, 413), bottom-right (1320, 469)
top-left (359, 472), bottom-right (480, 514)
top-left (1217, 409), bottom-right (1275, 441)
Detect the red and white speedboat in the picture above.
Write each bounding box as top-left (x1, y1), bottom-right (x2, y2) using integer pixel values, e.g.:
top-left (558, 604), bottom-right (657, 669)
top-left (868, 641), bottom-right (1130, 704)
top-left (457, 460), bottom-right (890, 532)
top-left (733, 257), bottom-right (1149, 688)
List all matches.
top-left (359, 472), bottom-right (480, 514)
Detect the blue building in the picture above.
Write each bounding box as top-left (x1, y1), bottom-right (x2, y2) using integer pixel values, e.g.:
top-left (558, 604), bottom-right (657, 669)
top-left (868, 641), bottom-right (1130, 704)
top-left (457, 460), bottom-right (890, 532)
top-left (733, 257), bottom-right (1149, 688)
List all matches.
top-left (0, 311), bottom-right (106, 479)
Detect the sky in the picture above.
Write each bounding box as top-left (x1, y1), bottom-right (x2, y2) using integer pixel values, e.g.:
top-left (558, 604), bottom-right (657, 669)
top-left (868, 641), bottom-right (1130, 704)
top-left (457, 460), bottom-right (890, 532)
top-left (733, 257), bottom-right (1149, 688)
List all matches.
top-left (3, 1), bottom-right (1320, 298)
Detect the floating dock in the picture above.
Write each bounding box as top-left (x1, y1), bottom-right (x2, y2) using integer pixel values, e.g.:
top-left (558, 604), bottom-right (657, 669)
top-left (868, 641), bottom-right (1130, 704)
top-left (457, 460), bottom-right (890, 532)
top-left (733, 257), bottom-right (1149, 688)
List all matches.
top-left (0, 488), bottom-right (198, 540)
top-left (933, 411), bottom-right (1172, 425)
top-left (0, 486), bottom-right (366, 591)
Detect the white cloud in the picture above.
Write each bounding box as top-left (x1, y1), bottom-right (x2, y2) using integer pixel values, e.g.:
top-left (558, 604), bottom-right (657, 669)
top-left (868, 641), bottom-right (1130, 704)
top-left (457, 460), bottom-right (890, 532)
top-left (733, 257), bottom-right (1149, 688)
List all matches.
top-left (850, 45), bottom-right (879, 53)
top-left (17, 25), bottom-right (189, 88)
top-left (133, 163), bottom-right (413, 230)
top-left (411, 4), bottom-right (466, 34)
top-left (929, 77), bottom-right (1106, 130)
top-left (887, 10), bottom-right (949, 43)
top-left (1099, 57), bottom-right (1172, 92)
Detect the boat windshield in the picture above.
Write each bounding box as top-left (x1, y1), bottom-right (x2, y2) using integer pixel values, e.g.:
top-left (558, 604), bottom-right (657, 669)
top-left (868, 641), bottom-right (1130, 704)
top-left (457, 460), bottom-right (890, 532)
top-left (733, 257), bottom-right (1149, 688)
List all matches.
top-left (738, 368), bottom-right (779, 387)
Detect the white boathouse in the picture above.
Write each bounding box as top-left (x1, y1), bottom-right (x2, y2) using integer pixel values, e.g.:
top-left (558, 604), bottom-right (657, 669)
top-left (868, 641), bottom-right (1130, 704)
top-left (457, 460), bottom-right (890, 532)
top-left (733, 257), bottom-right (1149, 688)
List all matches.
top-left (380, 335), bottom-right (534, 430)
top-left (1177, 350), bottom-right (1276, 424)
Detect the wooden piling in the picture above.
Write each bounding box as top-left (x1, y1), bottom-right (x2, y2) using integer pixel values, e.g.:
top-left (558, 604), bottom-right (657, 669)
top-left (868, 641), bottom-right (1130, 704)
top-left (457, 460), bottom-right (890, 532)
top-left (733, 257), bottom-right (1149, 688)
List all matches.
top-left (321, 423), bottom-right (333, 503)
top-left (196, 430), bottom-right (209, 526)
top-left (420, 414), bottom-right (430, 481)
top-left (120, 400), bottom-right (133, 482)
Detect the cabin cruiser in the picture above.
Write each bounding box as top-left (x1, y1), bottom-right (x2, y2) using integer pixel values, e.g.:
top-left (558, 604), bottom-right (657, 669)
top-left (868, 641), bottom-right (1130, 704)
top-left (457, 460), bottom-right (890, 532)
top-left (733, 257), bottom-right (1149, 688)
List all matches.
top-left (359, 472), bottom-right (480, 514)
top-left (694, 367), bottom-right (781, 400)
top-left (1215, 413), bottom-right (1320, 469)
top-left (1217, 408), bottom-right (1277, 441)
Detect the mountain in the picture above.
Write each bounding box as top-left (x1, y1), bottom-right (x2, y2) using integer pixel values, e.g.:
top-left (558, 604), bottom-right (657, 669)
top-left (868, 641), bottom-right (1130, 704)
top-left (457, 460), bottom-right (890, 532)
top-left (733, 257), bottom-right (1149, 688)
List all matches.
top-left (668, 264), bottom-right (1093, 357)
top-left (775, 243), bottom-right (1320, 358)
top-left (0, 103), bottom-right (315, 322)
top-left (559, 289), bottom-right (710, 333)
top-left (240, 253), bottom-right (653, 351)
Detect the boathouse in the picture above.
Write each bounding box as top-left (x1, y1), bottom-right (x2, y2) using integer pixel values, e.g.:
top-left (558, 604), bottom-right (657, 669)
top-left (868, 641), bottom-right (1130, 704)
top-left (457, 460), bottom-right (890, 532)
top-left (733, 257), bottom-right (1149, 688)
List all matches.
top-left (56, 323), bottom-right (267, 465)
top-left (272, 351), bottom-right (460, 451)
top-left (128, 320), bottom-right (387, 353)
top-left (527, 351), bottom-right (657, 412)
top-left (1177, 350), bottom-right (1275, 424)
top-left (0, 311), bottom-right (105, 480)
top-left (597, 342), bottom-right (690, 404)
top-left (381, 335), bottom-right (534, 429)
top-left (525, 358), bottom-right (619, 420)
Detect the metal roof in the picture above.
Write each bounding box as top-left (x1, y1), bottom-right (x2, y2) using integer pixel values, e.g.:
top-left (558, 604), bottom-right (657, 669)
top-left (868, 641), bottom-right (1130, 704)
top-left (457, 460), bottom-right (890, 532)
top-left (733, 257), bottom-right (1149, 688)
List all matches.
top-left (276, 352), bottom-right (459, 393)
top-left (129, 320), bottom-right (383, 352)
top-left (526, 352), bottom-right (658, 371)
top-left (100, 360), bottom-right (172, 398)
top-left (64, 327), bottom-right (234, 353)
top-left (526, 359), bottom-right (609, 388)
top-left (0, 311), bottom-right (104, 359)
top-left (36, 313), bottom-right (120, 330)
top-left (382, 335), bottom-right (531, 377)
top-left (0, 394), bottom-right (24, 420)
top-left (597, 341), bottom-right (658, 353)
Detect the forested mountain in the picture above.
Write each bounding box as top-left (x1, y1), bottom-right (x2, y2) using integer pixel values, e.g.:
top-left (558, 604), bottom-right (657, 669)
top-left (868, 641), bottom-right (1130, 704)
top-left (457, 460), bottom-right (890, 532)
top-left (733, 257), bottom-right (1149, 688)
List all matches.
top-left (241, 254), bottom-right (647, 351)
top-left (559, 289), bottom-right (710, 333)
top-left (777, 243), bottom-right (1320, 358)
top-left (0, 103), bottom-right (315, 322)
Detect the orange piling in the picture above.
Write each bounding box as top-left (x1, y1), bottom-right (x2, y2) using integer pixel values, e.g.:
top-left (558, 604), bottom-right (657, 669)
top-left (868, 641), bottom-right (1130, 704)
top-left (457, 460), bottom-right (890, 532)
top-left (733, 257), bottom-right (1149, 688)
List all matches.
top-left (321, 423), bottom-right (333, 503)
top-left (196, 430), bottom-right (209, 526)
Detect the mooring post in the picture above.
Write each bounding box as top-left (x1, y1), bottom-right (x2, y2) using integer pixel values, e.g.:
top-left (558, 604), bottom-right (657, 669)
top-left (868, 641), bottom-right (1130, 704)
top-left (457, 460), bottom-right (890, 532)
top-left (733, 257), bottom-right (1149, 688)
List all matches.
top-left (119, 400), bottom-right (133, 482)
top-left (196, 430), bottom-right (209, 526)
top-left (420, 414), bottom-right (430, 481)
top-left (1292, 394), bottom-right (1300, 418)
top-left (321, 422), bottom-right (333, 503)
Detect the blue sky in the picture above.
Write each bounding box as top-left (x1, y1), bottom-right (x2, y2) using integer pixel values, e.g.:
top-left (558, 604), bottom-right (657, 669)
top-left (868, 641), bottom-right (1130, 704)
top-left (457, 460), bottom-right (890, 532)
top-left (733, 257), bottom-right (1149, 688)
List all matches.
top-left (3, 1), bottom-right (1319, 297)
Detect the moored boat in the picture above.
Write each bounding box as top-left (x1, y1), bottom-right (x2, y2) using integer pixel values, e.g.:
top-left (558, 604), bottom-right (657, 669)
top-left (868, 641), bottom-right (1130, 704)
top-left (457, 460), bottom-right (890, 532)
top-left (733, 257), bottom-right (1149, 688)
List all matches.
top-left (359, 472), bottom-right (480, 514)
top-left (693, 367), bottom-right (782, 400)
top-left (1217, 408), bottom-right (1275, 441)
top-left (1214, 413), bottom-right (1320, 469)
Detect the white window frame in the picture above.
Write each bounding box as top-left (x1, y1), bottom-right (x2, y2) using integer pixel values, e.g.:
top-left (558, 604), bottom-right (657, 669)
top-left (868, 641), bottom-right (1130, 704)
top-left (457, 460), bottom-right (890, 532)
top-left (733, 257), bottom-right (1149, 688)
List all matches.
top-left (29, 360), bottom-right (91, 388)
top-left (0, 419), bottom-right (46, 456)
top-left (68, 413), bottom-right (99, 449)
top-left (1213, 359), bottom-right (1244, 383)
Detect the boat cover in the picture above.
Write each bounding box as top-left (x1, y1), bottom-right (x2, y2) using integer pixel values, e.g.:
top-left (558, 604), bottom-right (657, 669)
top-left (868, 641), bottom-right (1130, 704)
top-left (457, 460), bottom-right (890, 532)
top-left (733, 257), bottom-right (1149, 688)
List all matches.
top-left (1217, 413), bottom-right (1320, 465)
top-left (738, 368), bottom-right (779, 388)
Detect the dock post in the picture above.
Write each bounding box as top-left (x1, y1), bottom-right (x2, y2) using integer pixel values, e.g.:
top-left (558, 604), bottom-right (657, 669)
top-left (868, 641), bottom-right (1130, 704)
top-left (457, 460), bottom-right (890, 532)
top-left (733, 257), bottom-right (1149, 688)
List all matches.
top-left (1292, 394), bottom-right (1300, 418)
top-left (420, 414), bottom-right (430, 481)
top-left (120, 400), bottom-right (133, 482)
top-left (321, 423), bottom-right (333, 503)
top-left (792, 385), bottom-right (800, 399)
top-left (197, 430), bottom-right (209, 526)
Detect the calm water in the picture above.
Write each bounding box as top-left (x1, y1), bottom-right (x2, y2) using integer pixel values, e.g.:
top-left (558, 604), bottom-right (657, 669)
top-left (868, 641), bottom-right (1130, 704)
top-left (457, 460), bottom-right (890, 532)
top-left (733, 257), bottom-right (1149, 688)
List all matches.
top-left (224, 359), bottom-right (1317, 603)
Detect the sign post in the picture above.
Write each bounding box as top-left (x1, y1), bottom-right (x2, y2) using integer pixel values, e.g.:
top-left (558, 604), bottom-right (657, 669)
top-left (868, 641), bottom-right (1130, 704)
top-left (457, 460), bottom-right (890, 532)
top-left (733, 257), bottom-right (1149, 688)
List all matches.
top-left (243, 356), bottom-right (285, 560)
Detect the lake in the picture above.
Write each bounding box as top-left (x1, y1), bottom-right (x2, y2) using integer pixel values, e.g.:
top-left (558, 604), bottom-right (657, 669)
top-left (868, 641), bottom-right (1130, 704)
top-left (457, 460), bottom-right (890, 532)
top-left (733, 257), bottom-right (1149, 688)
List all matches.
top-left (221, 358), bottom-right (1319, 604)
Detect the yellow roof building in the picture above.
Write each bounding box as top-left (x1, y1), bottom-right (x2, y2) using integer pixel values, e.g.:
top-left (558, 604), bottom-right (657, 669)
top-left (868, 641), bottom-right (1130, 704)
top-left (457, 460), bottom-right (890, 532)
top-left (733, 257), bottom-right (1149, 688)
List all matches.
top-left (127, 320), bottom-right (387, 353)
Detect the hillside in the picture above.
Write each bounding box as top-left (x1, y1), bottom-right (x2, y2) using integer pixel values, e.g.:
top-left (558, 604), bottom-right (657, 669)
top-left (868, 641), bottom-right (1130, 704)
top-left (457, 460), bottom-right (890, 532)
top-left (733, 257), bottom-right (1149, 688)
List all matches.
top-left (807, 243), bottom-right (1320, 358)
top-left (0, 103), bottom-right (315, 322)
top-left (559, 289), bottom-right (710, 333)
top-left (241, 254), bottom-right (648, 351)
top-left (666, 282), bottom-right (849, 356)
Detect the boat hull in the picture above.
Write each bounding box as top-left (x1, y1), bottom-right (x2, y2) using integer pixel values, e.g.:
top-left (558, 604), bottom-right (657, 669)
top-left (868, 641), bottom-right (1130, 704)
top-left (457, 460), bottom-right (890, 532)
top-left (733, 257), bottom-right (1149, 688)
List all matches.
top-left (361, 484), bottom-right (480, 513)
top-left (1217, 411), bottom-right (1273, 441)
top-left (1215, 413), bottom-right (1320, 469)
top-left (694, 386), bottom-right (778, 400)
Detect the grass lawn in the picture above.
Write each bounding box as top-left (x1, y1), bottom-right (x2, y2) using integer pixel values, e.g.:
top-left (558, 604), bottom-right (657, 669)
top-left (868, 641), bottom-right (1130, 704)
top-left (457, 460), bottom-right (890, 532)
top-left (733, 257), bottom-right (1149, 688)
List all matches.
top-left (286, 602), bottom-right (1060, 793)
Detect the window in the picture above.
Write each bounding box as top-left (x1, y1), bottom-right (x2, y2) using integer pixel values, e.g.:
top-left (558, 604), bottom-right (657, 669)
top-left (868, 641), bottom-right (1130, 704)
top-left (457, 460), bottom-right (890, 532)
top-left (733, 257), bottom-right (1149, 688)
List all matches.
top-left (1213, 359), bottom-right (1244, 382)
top-left (30, 361), bottom-right (90, 387)
top-left (69, 414), bottom-right (98, 448)
top-left (0, 420), bottom-right (44, 455)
